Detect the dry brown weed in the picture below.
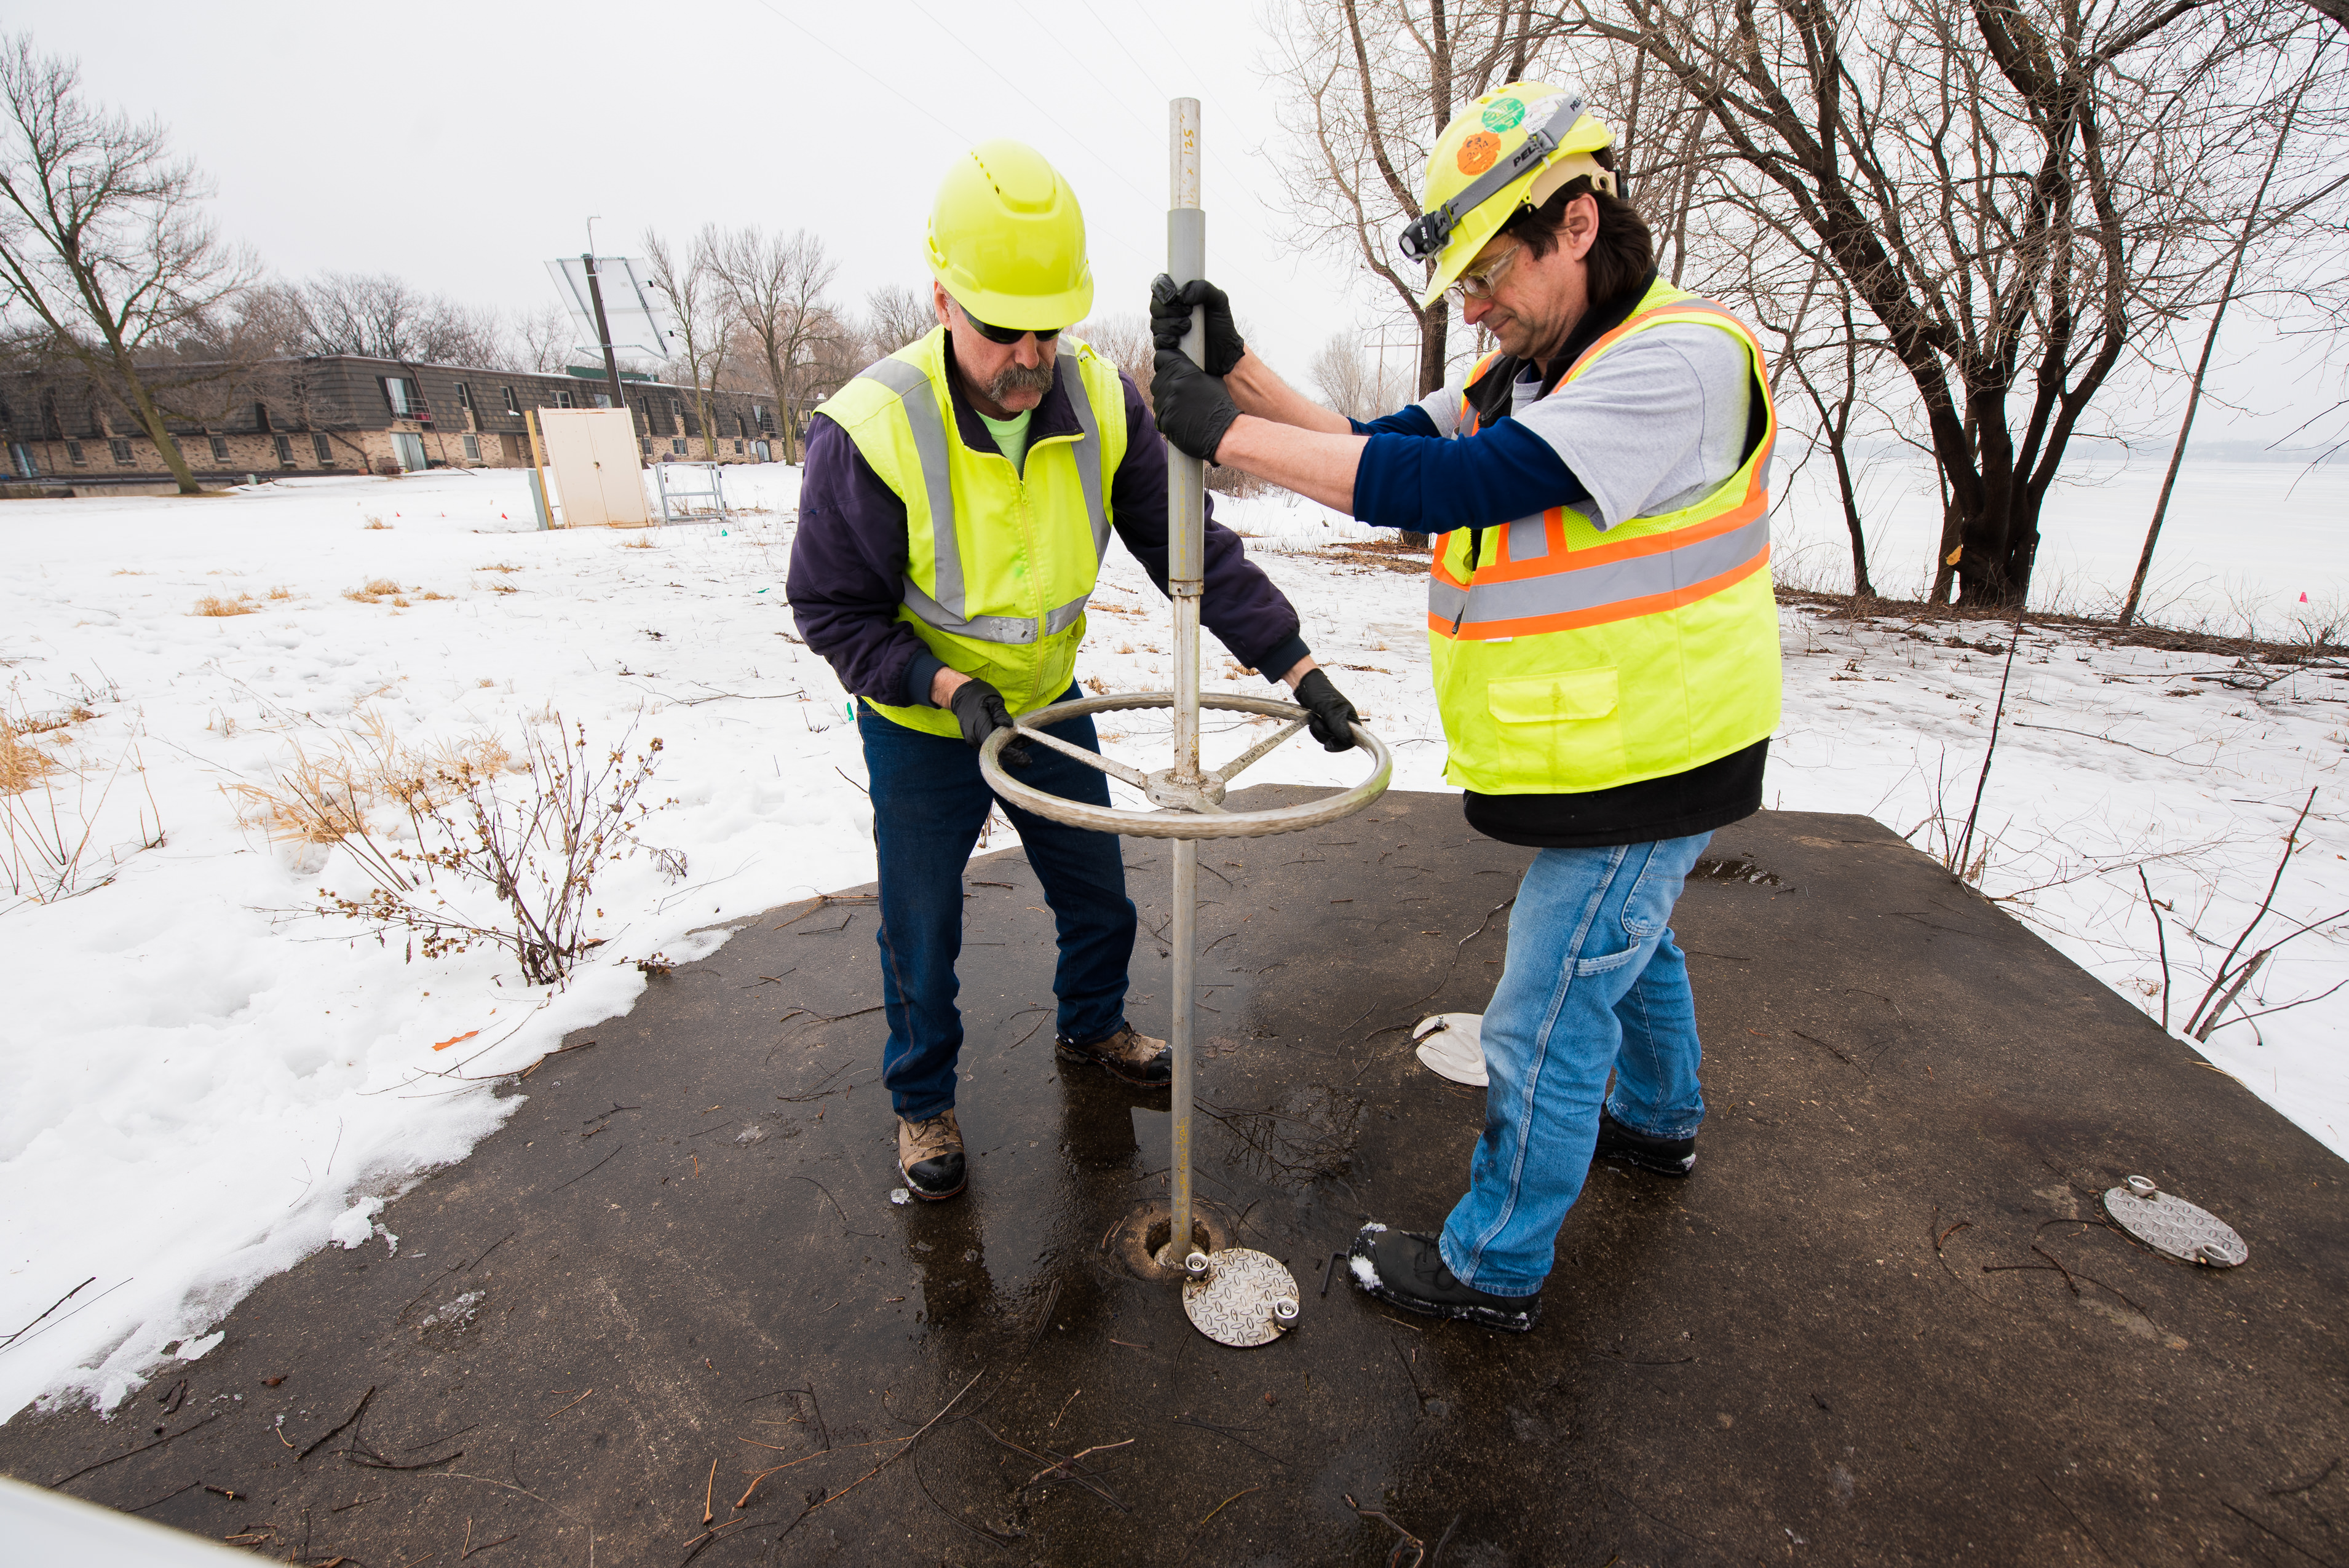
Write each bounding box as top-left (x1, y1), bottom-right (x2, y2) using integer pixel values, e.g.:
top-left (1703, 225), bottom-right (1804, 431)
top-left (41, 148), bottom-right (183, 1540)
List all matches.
top-left (265, 585), bottom-right (297, 601)
top-left (362, 516), bottom-right (392, 530)
top-left (194, 593), bottom-right (257, 617)
top-left (224, 708), bottom-right (512, 844)
top-left (343, 578), bottom-right (405, 604)
top-left (1, 716), bottom-right (55, 793)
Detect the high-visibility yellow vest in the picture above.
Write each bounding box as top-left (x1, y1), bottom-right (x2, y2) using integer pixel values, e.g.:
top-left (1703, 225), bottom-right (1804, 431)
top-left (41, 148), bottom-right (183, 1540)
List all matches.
top-left (1427, 279), bottom-right (1781, 794)
top-left (815, 327), bottom-right (1130, 737)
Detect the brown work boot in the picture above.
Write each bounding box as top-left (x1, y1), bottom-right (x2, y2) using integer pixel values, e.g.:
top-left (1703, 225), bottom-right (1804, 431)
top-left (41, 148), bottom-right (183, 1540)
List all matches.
top-left (897, 1108), bottom-right (965, 1201)
top-left (1055, 1023), bottom-right (1172, 1088)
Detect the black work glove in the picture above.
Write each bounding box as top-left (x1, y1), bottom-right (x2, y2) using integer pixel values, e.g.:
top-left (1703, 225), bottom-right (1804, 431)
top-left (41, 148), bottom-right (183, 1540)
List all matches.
top-left (947, 677), bottom-right (1028, 767)
top-left (1151, 349), bottom-right (1242, 465)
top-left (1149, 275), bottom-right (1246, 376)
top-left (1292, 667), bottom-right (1360, 752)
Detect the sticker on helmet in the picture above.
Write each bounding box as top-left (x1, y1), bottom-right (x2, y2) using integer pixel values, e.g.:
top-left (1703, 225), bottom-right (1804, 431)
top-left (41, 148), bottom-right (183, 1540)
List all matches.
top-left (1481, 98), bottom-right (1525, 132)
top-left (1457, 132), bottom-right (1501, 175)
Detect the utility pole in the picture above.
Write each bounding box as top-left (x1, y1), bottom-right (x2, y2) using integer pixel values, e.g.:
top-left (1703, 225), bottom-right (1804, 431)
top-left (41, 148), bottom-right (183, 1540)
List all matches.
top-left (582, 253), bottom-right (628, 418)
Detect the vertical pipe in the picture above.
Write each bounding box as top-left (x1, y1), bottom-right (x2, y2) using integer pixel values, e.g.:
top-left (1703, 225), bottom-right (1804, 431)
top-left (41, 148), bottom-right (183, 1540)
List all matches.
top-left (1165, 97), bottom-right (1205, 1267)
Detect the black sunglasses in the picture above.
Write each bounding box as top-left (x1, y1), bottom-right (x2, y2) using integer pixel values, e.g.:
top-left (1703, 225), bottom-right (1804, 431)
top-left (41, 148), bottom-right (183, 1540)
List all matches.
top-left (957, 303), bottom-right (1063, 346)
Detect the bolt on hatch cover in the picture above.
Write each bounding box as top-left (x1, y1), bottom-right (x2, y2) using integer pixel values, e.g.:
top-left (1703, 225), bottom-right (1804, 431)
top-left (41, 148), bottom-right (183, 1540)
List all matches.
top-left (2103, 1176), bottom-right (2248, 1267)
top-left (1181, 1248), bottom-right (1301, 1347)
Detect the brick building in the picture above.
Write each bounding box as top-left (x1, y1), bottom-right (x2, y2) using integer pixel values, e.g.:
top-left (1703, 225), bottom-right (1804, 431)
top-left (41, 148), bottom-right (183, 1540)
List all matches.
top-left (0, 355), bottom-right (784, 492)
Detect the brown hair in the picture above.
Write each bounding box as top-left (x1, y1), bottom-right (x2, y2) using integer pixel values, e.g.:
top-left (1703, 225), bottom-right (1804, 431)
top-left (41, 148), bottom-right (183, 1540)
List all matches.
top-left (1497, 146), bottom-right (1654, 309)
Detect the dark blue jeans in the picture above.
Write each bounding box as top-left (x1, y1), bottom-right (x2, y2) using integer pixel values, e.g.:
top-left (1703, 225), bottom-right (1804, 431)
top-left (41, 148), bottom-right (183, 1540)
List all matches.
top-left (859, 683), bottom-right (1136, 1122)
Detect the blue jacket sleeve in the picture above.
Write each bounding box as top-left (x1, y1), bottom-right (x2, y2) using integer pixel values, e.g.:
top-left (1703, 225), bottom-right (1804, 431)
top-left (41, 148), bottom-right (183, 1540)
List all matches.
top-left (1110, 371), bottom-right (1310, 682)
top-left (786, 414), bottom-right (943, 708)
top-left (1348, 405), bottom-right (1444, 438)
top-left (1352, 418), bottom-right (1590, 534)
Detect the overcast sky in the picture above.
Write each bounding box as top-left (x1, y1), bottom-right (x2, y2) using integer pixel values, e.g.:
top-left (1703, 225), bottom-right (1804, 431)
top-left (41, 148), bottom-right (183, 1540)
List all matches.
top-left (33, 0), bottom-right (2335, 446)
top-left (37, 0), bottom-right (1401, 381)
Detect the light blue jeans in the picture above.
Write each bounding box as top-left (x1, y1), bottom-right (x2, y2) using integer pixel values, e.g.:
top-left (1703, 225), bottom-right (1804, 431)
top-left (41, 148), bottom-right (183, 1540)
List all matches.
top-left (1439, 834), bottom-right (1712, 1297)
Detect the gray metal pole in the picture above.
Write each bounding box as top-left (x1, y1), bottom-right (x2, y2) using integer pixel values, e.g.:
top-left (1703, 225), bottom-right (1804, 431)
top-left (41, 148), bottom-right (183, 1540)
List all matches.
top-left (1167, 98), bottom-right (1205, 1266)
top-left (582, 254), bottom-right (630, 426)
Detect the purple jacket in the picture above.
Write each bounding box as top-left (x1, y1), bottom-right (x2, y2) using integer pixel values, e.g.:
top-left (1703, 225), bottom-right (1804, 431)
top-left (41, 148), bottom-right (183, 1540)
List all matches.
top-left (787, 331), bottom-right (1311, 711)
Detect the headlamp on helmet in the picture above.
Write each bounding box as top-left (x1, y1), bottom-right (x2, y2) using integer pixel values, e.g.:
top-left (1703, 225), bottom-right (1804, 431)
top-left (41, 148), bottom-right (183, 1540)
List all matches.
top-left (1401, 84), bottom-right (1618, 309)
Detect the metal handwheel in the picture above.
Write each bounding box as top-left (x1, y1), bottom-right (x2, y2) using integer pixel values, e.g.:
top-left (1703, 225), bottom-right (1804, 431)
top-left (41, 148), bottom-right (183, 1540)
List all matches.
top-left (976, 690), bottom-right (1391, 839)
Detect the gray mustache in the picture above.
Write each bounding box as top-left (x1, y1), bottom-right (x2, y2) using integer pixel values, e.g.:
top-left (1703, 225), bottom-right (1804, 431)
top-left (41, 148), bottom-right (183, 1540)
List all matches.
top-left (988, 362), bottom-right (1056, 402)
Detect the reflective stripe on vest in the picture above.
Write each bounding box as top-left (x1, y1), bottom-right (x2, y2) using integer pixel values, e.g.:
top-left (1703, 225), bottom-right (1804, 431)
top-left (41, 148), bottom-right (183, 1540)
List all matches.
top-left (1430, 298), bottom-right (1772, 641)
top-left (852, 350), bottom-right (1111, 646)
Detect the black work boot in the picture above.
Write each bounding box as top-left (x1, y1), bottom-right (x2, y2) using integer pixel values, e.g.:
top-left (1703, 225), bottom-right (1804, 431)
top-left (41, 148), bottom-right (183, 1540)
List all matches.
top-left (1347, 1223), bottom-right (1540, 1332)
top-left (897, 1108), bottom-right (965, 1201)
top-left (1592, 1106), bottom-right (1696, 1177)
top-left (1054, 1023), bottom-right (1172, 1088)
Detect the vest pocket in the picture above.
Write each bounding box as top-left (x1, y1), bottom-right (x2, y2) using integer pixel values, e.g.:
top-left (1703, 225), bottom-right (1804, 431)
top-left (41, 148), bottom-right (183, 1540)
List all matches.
top-left (1485, 668), bottom-right (1627, 791)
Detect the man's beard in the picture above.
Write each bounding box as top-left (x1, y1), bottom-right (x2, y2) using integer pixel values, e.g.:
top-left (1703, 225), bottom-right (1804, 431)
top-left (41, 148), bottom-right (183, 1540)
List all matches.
top-left (986, 361), bottom-right (1056, 404)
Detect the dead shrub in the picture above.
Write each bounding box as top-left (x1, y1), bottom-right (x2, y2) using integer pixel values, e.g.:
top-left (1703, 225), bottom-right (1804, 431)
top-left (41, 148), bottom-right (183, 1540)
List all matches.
top-left (362, 515), bottom-right (393, 529)
top-left (266, 585), bottom-right (297, 601)
top-left (343, 578), bottom-right (405, 604)
top-left (620, 536), bottom-right (657, 550)
top-left (193, 593), bottom-right (257, 617)
top-left (310, 718), bottom-right (668, 984)
top-left (475, 563), bottom-right (521, 572)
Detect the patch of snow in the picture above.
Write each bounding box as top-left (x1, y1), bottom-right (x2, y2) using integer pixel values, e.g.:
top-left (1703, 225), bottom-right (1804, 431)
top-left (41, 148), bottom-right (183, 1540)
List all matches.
top-left (326, 1198), bottom-right (382, 1249)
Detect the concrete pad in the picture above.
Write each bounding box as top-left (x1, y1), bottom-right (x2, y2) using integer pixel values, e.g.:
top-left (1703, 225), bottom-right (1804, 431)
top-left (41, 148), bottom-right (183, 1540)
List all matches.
top-left (4, 793), bottom-right (2343, 1566)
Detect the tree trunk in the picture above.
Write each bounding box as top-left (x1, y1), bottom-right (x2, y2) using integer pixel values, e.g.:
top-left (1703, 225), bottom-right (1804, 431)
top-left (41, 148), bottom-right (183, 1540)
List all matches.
top-left (117, 369), bottom-right (202, 494)
top-left (1828, 421), bottom-right (1872, 598)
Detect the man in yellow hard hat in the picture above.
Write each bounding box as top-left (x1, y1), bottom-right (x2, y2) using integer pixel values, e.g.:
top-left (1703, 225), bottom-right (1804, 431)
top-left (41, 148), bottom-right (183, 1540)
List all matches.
top-left (1151, 84), bottom-right (1781, 1329)
top-left (789, 140), bottom-right (1360, 1202)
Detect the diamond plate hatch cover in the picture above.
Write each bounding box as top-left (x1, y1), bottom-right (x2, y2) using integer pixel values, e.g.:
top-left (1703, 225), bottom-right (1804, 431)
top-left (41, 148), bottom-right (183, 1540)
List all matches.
top-left (1181, 1247), bottom-right (1301, 1347)
top-left (2103, 1176), bottom-right (2248, 1267)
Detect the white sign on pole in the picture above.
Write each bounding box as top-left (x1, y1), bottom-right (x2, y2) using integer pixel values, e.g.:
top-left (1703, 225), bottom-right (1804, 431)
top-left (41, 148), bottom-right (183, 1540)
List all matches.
top-left (535, 408), bottom-right (650, 528)
top-left (544, 256), bottom-right (676, 365)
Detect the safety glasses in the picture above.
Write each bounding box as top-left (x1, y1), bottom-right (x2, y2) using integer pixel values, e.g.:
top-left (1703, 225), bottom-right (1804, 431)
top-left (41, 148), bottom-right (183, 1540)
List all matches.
top-left (1447, 240), bottom-right (1525, 306)
top-left (957, 303), bottom-right (1064, 346)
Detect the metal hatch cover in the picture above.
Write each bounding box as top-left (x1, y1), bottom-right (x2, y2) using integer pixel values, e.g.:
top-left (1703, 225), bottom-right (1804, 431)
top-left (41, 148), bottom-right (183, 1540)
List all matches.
top-left (1181, 1248), bottom-right (1302, 1347)
top-left (2103, 1175), bottom-right (2249, 1267)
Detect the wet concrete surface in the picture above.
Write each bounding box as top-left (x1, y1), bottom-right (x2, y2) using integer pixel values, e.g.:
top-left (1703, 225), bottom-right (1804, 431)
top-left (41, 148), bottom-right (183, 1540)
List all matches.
top-left (5, 790), bottom-right (2345, 1566)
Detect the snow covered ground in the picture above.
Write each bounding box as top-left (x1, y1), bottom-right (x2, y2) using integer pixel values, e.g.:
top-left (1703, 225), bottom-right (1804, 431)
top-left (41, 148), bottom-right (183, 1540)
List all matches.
top-left (1, 464), bottom-right (2341, 1422)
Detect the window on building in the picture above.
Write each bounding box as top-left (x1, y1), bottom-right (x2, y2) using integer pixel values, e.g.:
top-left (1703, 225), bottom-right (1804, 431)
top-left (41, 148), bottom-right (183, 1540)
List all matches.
top-left (313, 432), bottom-right (335, 465)
top-left (383, 378), bottom-right (416, 417)
top-left (553, 389), bottom-right (576, 410)
top-left (592, 393), bottom-right (612, 409)
top-left (501, 386), bottom-right (518, 414)
top-left (66, 440), bottom-right (85, 465)
top-left (671, 437), bottom-right (687, 456)
top-left (254, 400), bottom-right (274, 433)
top-left (640, 437), bottom-right (651, 456)
top-left (274, 435), bottom-right (295, 467)
top-left (455, 382), bottom-right (473, 412)
top-left (110, 438), bottom-right (134, 465)
top-left (756, 405), bottom-right (775, 434)
top-left (462, 434), bottom-right (481, 461)
top-left (733, 439), bottom-right (743, 454)
top-left (208, 436), bottom-right (228, 461)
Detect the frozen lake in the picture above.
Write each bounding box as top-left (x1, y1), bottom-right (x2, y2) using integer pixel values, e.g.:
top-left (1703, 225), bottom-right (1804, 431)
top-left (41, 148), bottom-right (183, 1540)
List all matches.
top-left (1772, 448), bottom-right (2348, 634)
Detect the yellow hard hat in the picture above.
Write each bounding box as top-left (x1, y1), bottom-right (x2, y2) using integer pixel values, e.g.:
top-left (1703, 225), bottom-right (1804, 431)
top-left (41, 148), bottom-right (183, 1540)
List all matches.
top-left (926, 140), bottom-right (1094, 331)
top-left (1401, 83), bottom-right (1617, 309)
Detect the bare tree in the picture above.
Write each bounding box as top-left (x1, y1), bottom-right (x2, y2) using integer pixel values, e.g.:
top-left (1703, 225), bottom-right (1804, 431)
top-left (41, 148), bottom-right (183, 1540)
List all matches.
top-left (2120, 53), bottom-right (2343, 625)
top-left (0, 34), bottom-right (254, 493)
top-left (863, 282), bottom-right (936, 357)
top-left (510, 302), bottom-right (572, 374)
top-left (277, 271), bottom-right (504, 365)
top-left (1269, 0), bottom-right (1567, 397)
top-left (706, 226), bottom-right (837, 463)
top-left (1556, 0), bottom-right (2317, 607)
top-left (641, 227), bottom-right (727, 461)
